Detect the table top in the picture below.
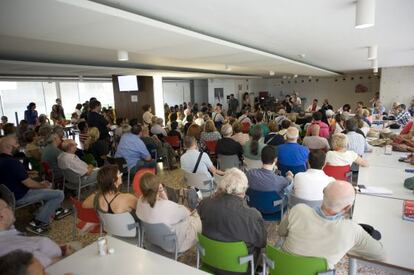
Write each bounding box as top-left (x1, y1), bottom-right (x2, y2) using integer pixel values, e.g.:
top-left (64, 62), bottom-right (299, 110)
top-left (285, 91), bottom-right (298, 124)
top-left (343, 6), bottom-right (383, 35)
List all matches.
top-left (357, 165), bottom-right (414, 200)
top-left (351, 195), bottom-right (414, 271)
top-left (363, 146), bottom-right (411, 168)
top-left (46, 236), bottom-right (209, 275)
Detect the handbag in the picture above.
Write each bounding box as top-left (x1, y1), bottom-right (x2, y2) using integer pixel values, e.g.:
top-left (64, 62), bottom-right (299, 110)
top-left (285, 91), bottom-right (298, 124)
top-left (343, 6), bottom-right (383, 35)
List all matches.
top-left (404, 177), bottom-right (414, 190)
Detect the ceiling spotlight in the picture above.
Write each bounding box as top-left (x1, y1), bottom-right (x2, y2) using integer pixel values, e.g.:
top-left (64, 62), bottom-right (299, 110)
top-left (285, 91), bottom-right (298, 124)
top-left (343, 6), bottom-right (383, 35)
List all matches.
top-left (368, 45), bottom-right (378, 60)
top-left (293, 74), bottom-right (298, 78)
top-left (308, 76), bottom-right (312, 79)
top-left (373, 67), bottom-right (378, 73)
top-left (117, 50), bottom-right (129, 61)
top-left (371, 59), bottom-right (378, 73)
top-left (224, 65), bottom-right (231, 71)
top-left (355, 0), bottom-right (375, 29)
top-left (269, 71), bottom-right (275, 76)
top-left (298, 54), bottom-right (306, 59)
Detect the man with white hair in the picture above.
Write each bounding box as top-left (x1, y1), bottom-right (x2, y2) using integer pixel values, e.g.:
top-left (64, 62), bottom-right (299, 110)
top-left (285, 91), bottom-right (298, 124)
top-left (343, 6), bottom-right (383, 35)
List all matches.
top-left (198, 168), bottom-right (266, 274)
top-left (278, 180), bottom-right (385, 269)
top-left (215, 124), bottom-right (243, 161)
top-left (150, 117), bottom-right (167, 137)
top-left (277, 127), bottom-right (309, 171)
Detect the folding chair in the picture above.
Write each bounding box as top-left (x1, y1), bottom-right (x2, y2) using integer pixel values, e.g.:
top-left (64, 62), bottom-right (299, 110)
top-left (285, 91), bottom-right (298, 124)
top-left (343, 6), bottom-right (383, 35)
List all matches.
top-left (98, 211), bottom-right (141, 247)
top-left (62, 169), bottom-right (97, 200)
top-left (141, 221), bottom-right (181, 260)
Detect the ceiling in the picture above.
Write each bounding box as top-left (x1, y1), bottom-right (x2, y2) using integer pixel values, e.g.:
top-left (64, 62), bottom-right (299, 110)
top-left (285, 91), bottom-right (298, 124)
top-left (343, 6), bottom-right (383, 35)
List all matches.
top-left (0, 0), bottom-right (413, 78)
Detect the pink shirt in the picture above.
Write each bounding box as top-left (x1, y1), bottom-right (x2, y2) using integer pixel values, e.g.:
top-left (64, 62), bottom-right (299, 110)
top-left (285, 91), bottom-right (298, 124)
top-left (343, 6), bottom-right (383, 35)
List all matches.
top-left (306, 121), bottom-right (330, 138)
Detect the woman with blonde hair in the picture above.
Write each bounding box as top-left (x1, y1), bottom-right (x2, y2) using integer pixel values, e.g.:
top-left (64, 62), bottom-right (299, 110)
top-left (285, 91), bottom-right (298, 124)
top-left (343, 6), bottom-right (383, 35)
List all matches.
top-left (85, 127), bottom-right (109, 167)
top-left (136, 173), bottom-right (201, 253)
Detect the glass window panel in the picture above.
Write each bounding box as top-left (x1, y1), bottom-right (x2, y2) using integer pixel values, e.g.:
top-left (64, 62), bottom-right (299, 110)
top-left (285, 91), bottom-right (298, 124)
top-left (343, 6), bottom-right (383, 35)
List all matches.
top-left (59, 82), bottom-right (80, 118)
top-left (78, 82), bottom-right (114, 108)
top-left (42, 82), bottom-right (58, 116)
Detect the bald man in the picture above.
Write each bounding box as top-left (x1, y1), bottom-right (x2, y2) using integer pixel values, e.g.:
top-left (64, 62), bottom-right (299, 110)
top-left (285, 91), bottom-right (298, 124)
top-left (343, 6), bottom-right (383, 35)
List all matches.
top-left (0, 136), bottom-right (68, 235)
top-left (278, 181), bottom-right (385, 269)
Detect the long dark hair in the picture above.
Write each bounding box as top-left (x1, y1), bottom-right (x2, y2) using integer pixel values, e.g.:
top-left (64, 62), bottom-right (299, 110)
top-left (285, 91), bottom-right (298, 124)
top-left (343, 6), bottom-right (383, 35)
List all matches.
top-left (250, 125), bottom-right (262, 156)
top-left (140, 173), bottom-right (160, 208)
top-left (97, 165), bottom-right (119, 194)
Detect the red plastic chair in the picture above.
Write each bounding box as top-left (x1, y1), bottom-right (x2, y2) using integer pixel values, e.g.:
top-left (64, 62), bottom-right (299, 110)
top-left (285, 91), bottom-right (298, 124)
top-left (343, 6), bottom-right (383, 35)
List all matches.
top-left (323, 165), bottom-right (352, 182)
top-left (204, 140), bottom-right (218, 157)
top-left (70, 197), bottom-right (101, 237)
top-left (165, 135), bottom-right (180, 148)
top-left (132, 168), bottom-right (156, 198)
top-left (241, 122), bottom-right (251, 134)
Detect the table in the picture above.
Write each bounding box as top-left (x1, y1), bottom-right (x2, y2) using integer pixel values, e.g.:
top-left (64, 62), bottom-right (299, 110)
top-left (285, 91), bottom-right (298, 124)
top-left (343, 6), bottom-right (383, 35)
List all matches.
top-left (357, 166), bottom-right (414, 200)
top-left (46, 236), bottom-right (209, 275)
top-left (363, 146), bottom-right (411, 169)
top-left (349, 195), bottom-right (414, 274)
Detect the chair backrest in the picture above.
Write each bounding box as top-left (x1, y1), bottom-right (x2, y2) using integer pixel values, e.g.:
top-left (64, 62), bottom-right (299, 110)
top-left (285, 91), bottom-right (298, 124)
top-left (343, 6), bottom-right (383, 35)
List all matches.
top-left (70, 197), bottom-right (100, 224)
top-left (204, 140), bottom-right (217, 155)
top-left (132, 168), bottom-right (156, 198)
top-left (278, 163), bottom-right (307, 176)
top-left (288, 194), bottom-right (322, 210)
top-left (183, 171), bottom-right (213, 191)
top-left (98, 211), bottom-right (137, 238)
top-left (164, 135), bottom-right (180, 148)
top-left (0, 184), bottom-right (16, 211)
top-left (141, 222), bottom-right (177, 253)
top-left (241, 122), bottom-right (250, 133)
top-left (217, 154), bottom-right (240, 170)
top-left (265, 245), bottom-right (328, 275)
top-left (197, 233), bottom-right (250, 273)
top-left (243, 157), bottom-right (262, 171)
top-left (41, 161), bottom-right (53, 181)
top-left (107, 157), bottom-right (127, 172)
top-left (323, 165), bottom-right (351, 181)
top-left (62, 168), bottom-right (81, 184)
top-left (245, 188), bottom-right (283, 214)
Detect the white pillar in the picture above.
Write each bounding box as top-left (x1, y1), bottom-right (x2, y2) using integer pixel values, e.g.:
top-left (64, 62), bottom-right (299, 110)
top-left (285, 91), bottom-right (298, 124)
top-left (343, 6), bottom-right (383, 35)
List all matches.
top-left (153, 76), bottom-right (164, 119)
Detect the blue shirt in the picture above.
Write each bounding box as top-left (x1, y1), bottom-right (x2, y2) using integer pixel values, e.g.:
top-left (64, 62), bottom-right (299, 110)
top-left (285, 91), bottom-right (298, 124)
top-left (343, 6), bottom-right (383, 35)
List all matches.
top-left (277, 142), bottom-right (309, 166)
top-left (246, 168), bottom-right (291, 197)
top-left (0, 153), bottom-right (29, 200)
top-left (115, 133), bottom-right (150, 169)
top-left (24, 109), bottom-right (38, 126)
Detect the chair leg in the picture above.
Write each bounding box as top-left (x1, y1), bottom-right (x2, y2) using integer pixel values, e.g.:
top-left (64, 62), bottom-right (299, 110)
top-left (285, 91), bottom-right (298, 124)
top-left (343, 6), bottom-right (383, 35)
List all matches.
top-left (72, 206), bottom-right (77, 240)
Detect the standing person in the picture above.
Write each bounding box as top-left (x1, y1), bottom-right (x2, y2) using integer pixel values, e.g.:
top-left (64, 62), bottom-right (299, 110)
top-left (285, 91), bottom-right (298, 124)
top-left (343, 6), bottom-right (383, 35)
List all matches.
top-left (291, 92), bottom-right (302, 112)
top-left (87, 100), bottom-right (110, 141)
top-left (75, 103), bottom-right (82, 117)
top-left (54, 98), bottom-right (66, 121)
top-left (282, 95), bottom-right (292, 113)
top-left (212, 105), bottom-right (225, 130)
top-left (228, 94), bottom-right (239, 117)
top-left (24, 102), bottom-right (38, 127)
top-left (142, 104), bottom-right (154, 127)
top-left (241, 92), bottom-right (251, 110)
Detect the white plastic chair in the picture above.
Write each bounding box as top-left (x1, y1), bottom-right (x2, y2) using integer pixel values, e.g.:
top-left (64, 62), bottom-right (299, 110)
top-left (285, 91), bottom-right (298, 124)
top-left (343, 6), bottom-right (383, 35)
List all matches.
top-left (98, 211), bottom-right (141, 247)
top-left (62, 168), bottom-right (97, 200)
top-left (183, 171), bottom-right (214, 197)
top-left (217, 154), bottom-right (241, 170)
top-left (243, 157), bottom-right (262, 171)
top-left (141, 221), bottom-right (181, 260)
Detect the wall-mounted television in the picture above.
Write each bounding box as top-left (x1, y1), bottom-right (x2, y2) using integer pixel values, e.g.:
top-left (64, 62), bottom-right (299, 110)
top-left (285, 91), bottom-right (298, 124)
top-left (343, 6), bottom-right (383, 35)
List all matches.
top-left (118, 75), bottom-right (139, 92)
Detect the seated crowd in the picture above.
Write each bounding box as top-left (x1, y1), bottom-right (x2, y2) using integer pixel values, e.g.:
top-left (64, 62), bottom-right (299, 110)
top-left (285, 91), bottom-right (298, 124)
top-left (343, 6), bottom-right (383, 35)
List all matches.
top-left (1, 94), bottom-right (413, 274)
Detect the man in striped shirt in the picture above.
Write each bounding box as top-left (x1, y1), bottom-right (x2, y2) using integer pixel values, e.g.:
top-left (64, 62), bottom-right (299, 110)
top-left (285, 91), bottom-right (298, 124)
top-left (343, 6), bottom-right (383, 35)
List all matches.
top-left (394, 104), bottom-right (412, 126)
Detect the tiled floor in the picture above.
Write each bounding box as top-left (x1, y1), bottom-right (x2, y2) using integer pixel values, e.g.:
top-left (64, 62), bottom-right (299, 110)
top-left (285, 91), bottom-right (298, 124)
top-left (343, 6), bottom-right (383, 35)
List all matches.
top-left (15, 167), bottom-right (399, 274)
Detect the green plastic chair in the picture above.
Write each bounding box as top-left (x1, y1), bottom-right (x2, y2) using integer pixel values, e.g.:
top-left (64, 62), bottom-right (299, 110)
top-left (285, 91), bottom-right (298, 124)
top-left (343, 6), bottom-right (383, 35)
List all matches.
top-left (196, 233), bottom-right (255, 275)
top-left (263, 245), bottom-right (334, 275)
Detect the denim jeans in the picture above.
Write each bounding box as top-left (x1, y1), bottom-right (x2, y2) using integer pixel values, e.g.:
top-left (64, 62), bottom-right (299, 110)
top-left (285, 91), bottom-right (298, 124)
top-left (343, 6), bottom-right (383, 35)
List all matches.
top-left (17, 189), bottom-right (64, 224)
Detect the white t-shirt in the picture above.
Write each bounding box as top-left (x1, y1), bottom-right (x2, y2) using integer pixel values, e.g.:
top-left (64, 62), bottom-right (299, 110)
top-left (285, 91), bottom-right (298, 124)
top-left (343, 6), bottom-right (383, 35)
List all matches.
top-left (143, 111), bottom-right (153, 126)
top-left (325, 150), bottom-right (358, 166)
top-left (180, 149), bottom-right (214, 178)
top-left (294, 169), bottom-right (335, 201)
top-left (136, 197), bottom-right (189, 225)
top-left (194, 118), bottom-right (205, 127)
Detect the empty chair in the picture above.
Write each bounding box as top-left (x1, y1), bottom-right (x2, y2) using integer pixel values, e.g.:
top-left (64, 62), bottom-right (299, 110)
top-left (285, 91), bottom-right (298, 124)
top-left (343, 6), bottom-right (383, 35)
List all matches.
top-left (263, 245), bottom-right (332, 275)
top-left (288, 193), bottom-right (322, 210)
top-left (217, 154), bottom-right (241, 170)
top-left (70, 197), bottom-right (100, 239)
top-left (245, 188), bottom-right (285, 221)
top-left (277, 163), bottom-right (307, 176)
top-left (141, 221), bottom-right (180, 260)
top-left (183, 171), bottom-right (214, 197)
top-left (164, 135), bottom-right (181, 152)
top-left (323, 165), bottom-right (352, 182)
top-left (243, 157), bottom-right (262, 171)
top-left (197, 233), bottom-right (255, 275)
top-left (98, 211), bottom-right (141, 246)
top-left (62, 168), bottom-right (97, 200)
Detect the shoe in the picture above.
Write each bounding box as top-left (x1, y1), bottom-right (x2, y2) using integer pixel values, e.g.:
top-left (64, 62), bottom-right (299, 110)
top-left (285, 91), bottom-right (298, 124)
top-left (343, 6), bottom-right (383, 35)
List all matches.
top-left (26, 222), bottom-right (48, 235)
top-left (28, 219), bottom-right (49, 229)
top-left (55, 208), bottom-right (72, 220)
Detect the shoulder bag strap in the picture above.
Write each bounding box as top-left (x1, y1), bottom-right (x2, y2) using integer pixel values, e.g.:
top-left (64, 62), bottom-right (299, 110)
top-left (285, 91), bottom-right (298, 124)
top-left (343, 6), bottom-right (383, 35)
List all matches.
top-left (192, 151), bottom-right (204, 173)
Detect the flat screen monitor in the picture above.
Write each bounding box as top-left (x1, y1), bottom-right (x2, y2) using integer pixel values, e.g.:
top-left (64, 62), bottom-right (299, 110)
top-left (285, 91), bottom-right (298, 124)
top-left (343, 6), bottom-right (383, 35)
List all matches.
top-left (118, 75), bottom-right (138, 92)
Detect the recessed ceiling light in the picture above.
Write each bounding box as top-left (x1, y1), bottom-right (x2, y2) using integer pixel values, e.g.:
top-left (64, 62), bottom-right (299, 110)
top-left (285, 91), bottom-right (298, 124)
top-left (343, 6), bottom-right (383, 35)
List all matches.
top-left (368, 45), bottom-right (378, 60)
top-left (117, 50), bottom-right (129, 61)
top-left (224, 65), bottom-right (231, 71)
top-left (298, 54), bottom-right (306, 59)
top-left (293, 74), bottom-right (298, 78)
top-left (355, 0), bottom-right (375, 29)
top-left (269, 71), bottom-right (275, 76)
